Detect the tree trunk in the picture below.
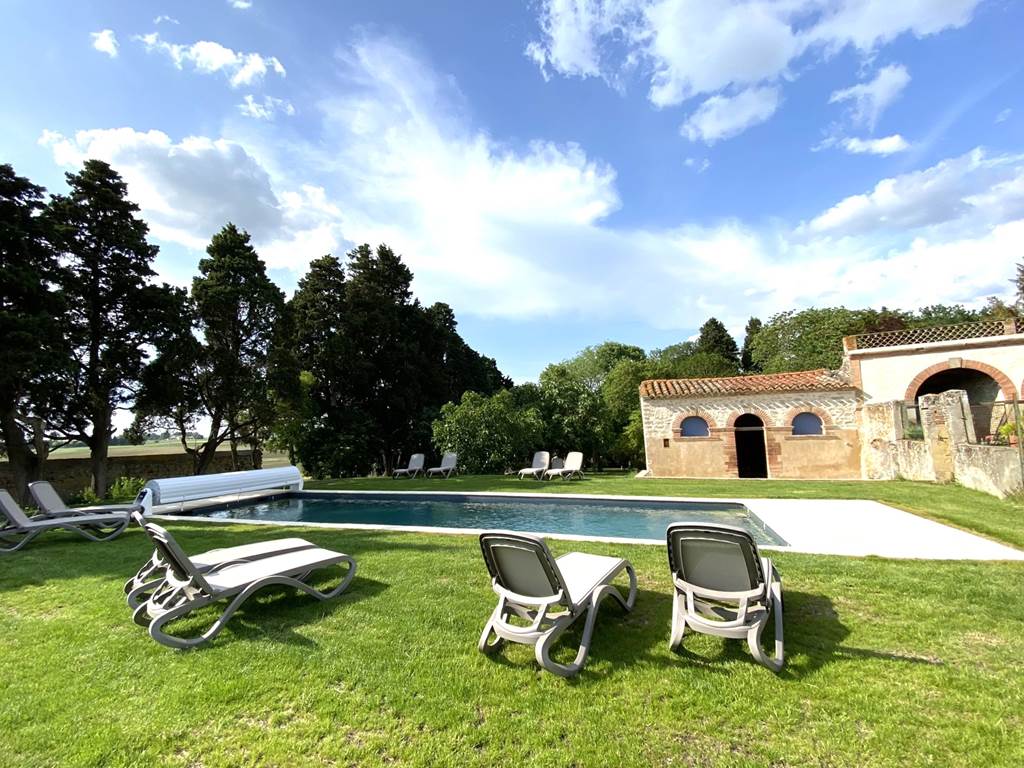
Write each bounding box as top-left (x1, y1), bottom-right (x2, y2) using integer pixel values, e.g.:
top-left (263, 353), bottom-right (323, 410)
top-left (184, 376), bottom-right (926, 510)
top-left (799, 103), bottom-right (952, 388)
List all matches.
top-left (0, 408), bottom-right (42, 505)
top-left (90, 409), bottom-right (111, 498)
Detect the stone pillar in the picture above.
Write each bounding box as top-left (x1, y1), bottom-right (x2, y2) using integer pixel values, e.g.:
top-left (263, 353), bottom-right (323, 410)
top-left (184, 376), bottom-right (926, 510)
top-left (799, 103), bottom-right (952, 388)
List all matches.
top-left (857, 400), bottom-right (900, 479)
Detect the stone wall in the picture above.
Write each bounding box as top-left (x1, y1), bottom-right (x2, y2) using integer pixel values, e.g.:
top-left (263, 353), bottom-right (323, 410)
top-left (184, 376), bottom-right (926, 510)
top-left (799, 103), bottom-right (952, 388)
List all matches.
top-left (641, 390), bottom-right (861, 479)
top-left (0, 451), bottom-right (256, 501)
top-left (953, 444), bottom-right (1023, 498)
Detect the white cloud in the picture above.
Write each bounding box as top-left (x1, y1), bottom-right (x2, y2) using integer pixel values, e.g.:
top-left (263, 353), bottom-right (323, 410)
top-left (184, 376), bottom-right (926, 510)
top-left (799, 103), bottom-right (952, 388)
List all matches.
top-left (153, 15), bottom-right (179, 25)
top-left (90, 29), bottom-right (118, 58)
top-left (996, 108), bottom-right (1012, 124)
top-left (40, 36), bottom-right (1024, 338)
top-left (829, 64), bottom-right (910, 129)
top-left (136, 33), bottom-right (285, 87)
top-left (684, 157), bottom-right (710, 173)
top-left (38, 128), bottom-right (285, 250)
top-left (526, 1), bottom-right (982, 138)
top-left (681, 87), bottom-right (780, 144)
top-left (804, 148), bottom-right (1024, 236)
top-left (229, 0), bottom-right (253, 8)
top-left (840, 134), bottom-right (910, 155)
top-left (239, 94), bottom-right (296, 120)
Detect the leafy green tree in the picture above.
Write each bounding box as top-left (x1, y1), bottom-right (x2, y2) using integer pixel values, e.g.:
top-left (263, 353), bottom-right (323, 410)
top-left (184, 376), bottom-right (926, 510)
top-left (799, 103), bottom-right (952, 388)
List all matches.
top-left (0, 164), bottom-right (67, 500)
top-left (45, 160), bottom-right (178, 495)
top-left (432, 389), bottom-right (544, 474)
top-left (740, 317), bottom-right (763, 373)
top-left (908, 304), bottom-right (979, 328)
top-left (564, 342), bottom-right (646, 392)
top-left (696, 317), bottom-right (740, 366)
top-left (538, 363), bottom-right (605, 467)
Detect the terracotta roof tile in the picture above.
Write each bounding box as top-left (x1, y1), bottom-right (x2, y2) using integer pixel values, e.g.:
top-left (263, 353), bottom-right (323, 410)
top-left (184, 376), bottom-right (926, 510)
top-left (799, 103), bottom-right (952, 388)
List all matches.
top-left (639, 369), bottom-right (852, 399)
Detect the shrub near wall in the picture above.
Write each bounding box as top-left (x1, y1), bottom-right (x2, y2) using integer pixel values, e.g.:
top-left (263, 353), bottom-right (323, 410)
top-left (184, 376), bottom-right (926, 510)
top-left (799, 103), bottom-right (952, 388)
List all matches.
top-left (0, 451), bottom-right (255, 501)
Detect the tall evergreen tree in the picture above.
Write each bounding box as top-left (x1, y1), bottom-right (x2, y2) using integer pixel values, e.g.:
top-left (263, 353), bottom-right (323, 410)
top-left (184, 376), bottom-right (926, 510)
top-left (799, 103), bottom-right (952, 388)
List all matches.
top-left (695, 317), bottom-right (740, 365)
top-left (45, 160), bottom-right (176, 495)
top-left (0, 164), bottom-right (67, 501)
top-left (740, 317), bottom-right (763, 373)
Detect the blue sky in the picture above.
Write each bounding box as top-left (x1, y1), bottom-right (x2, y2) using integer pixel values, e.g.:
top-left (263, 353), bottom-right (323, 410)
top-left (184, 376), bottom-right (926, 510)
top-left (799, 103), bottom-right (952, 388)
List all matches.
top-left (2, 0), bottom-right (1023, 385)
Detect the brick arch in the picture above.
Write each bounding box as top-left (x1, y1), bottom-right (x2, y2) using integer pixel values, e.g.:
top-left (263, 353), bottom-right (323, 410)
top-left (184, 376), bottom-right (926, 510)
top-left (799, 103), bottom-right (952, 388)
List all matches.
top-left (671, 409), bottom-right (718, 434)
top-left (782, 405), bottom-right (834, 428)
top-left (903, 359), bottom-right (1016, 402)
top-left (725, 407), bottom-right (774, 428)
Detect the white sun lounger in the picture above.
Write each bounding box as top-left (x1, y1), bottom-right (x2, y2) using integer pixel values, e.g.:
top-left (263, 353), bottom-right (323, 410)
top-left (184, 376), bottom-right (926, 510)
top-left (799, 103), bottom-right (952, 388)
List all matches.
top-left (543, 451), bottom-right (584, 481)
top-left (426, 452), bottom-right (458, 478)
top-left (517, 451), bottom-right (550, 480)
top-left (124, 535), bottom-right (319, 610)
top-left (477, 530), bottom-right (636, 677)
top-left (130, 512), bottom-right (356, 649)
top-left (29, 480), bottom-right (138, 518)
top-left (393, 453), bottom-right (425, 478)
top-left (666, 522), bottom-right (784, 671)
top-left (0, 489), bottom-right (129, 553)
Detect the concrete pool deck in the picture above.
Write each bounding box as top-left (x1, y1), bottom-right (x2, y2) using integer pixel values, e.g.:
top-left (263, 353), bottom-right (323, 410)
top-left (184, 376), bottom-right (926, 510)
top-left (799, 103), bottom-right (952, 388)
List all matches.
top-left (150, 489), bottom-right (1024, 561)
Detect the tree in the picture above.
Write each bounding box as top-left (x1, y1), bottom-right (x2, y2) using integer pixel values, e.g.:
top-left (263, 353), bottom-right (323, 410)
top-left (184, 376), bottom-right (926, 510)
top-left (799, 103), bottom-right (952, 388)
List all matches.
top-left (0, 164), bottom-right (67, 501)
top-left (538, 363), bottom-right (606, 467)
top-left (740, 317), bottom-right (763, 373)
top-left (139, 224), bottom-right (287, 474)
top-left (432, 389), bottom-right (544, 474)
top-left (696, 317), bottom-right (740, 366)
top-left (45, 160), bottom-right (177, 495)
top-left (563, 342), bottom-right (646, 392)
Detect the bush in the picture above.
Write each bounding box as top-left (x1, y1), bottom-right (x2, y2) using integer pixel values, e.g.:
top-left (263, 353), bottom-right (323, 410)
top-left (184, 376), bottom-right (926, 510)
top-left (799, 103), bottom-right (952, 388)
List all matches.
top-left (432, 390), bottom-right (545, 474)
top-left (71, 476), bottom-right (146, 505)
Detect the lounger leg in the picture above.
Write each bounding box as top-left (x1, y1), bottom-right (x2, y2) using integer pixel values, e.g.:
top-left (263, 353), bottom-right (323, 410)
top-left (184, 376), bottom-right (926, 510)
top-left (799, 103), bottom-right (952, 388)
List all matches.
top-left (0, 529), bottom-right (40, 553)
top-left (68, 517), bottom-right (130, 543)
top-left (669, 591), bottom-right (688, 651)
top-left (746, 578), bottom-right (784, 672)
top-left (477, 607), bottom-right (507, 655)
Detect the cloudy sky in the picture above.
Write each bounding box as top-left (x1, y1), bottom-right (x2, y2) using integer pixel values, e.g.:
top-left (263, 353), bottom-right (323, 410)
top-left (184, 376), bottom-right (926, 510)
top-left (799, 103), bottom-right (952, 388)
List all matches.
top-left (2, 0), bottom-right (1022, 382)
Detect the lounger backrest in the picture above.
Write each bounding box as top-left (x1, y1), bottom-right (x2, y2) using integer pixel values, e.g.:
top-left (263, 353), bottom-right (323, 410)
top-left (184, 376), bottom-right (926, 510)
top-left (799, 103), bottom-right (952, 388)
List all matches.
top-left (666, 523), bottom-right (764, 592)
top-left (131, 512), bottom-right (212, 592)
top-left (441, 452), bottom-right (457, 469)
top-left (550, 456), bottom-right (564, 470)
top-left (28, 481), bottom-right (67, 514)
top-left (479, 531), bottom-right (568, 603)
top-left (531, 451), bottom-right (550, 469)
top-left (563, 452), bottom-right (583, 471)
top-left (408, 453), bottom-right (425, 470)
top-left (0, 490), bottom-right (32, 527)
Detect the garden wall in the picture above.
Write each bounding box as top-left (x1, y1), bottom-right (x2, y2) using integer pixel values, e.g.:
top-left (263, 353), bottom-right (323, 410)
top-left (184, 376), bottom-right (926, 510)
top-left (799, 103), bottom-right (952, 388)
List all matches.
top-left (0, 451), bottom-right (255, 501)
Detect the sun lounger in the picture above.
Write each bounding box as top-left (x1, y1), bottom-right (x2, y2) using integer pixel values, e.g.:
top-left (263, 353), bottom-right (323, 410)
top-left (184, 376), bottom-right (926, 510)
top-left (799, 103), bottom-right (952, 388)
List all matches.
top-left (0, 489), bottom-right (129, 553)
top-left (124, 535), bottom-right (319, 609)
top-left (477, 530), bottom-right (636, 677)
top-left (393, 453), bottom-right (425, 478)
top-left (426, 452), bottom-right (458, 478)
top-left (29, 480), bottom-right (137, 518)
top-left (543, 451), bottom-right (584, 481)
top-left (130, 513), bottom-right (356, 649)
top-left (666, 522), bottom-right (784, 671)
top-left (517, 451), bottom-right (550, 480)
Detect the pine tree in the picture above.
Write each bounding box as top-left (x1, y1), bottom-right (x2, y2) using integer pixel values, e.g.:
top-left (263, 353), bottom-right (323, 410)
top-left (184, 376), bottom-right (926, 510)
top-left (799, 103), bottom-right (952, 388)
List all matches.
top-left (696, 317), bottom-right (740, 364)
top-left (741, 317), bottom-right (763, 373)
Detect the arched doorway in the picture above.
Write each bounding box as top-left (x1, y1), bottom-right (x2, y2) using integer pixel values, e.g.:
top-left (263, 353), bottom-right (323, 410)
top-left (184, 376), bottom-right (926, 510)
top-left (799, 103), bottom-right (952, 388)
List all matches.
top-left (911, 367), bottom-right (1004, 439)
top-left (734, 413), bottom-right (768, 478)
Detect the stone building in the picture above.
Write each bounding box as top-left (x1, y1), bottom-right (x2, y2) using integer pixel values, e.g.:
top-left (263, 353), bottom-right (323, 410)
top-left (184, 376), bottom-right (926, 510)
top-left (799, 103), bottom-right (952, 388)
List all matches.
top-left (639, 319), bottom-right (1024, 489)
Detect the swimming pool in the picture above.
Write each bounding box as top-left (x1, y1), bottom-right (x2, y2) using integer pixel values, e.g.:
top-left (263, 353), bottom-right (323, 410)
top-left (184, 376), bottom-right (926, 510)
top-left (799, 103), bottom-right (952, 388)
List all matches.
top-left (177, 492), bottom-right (787, 545)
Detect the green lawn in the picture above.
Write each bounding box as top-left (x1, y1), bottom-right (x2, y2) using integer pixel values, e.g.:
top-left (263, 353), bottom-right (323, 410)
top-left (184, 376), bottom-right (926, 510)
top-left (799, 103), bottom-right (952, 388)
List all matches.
top-left (2, 477), bottom-right (1023, 766)
top-left (309, 472), bottom-right (1024, 549)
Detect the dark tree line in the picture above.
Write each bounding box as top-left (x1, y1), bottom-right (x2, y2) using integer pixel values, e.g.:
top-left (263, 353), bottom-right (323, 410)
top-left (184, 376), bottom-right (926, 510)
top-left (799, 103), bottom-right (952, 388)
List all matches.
top-left (1, 160), bottom-right (507, 498)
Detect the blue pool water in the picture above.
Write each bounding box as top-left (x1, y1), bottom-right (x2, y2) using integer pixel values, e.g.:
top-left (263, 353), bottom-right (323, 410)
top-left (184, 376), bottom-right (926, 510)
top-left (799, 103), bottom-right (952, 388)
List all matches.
top-left (187, 492), bottom-right (787, 545)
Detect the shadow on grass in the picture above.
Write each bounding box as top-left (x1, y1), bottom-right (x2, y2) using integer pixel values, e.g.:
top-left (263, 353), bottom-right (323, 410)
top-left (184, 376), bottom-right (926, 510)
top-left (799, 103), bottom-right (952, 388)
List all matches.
top-left (147, 574), bottom-right (390, 651)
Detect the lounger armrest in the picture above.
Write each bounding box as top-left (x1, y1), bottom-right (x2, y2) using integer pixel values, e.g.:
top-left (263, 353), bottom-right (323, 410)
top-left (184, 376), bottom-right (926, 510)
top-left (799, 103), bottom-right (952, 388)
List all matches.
top-left (674, 576), bottom-right (765, 626)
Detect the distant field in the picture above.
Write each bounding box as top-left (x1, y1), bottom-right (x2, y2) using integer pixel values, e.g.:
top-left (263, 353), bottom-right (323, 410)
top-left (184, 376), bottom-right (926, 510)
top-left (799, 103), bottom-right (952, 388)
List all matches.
top-left (35, 441), bottom-right (290, 467)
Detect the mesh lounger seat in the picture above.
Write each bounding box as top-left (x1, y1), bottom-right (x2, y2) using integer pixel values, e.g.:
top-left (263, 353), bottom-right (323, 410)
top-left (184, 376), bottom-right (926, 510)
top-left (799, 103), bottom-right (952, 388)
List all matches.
top-left (426, 452), bottom-right (458, 478)
top-left (0, 489), bottom-right (129, 553)
top-left (478, 531), bottom-right (637, 677)
top-left (124, 535), bottom-right (318, 610)
top-left (543, 451), bottom-right (584, 481)
top-left (29, 480), bottom-right (137, 518)
top-left (666, 522), bottom-right (784, 672)
top-left (393, 453), bottom-right (425, 478)
top-left (130, 513), bottom-right (356, 649)
top-left (517, 451), bottom-right (550, 480)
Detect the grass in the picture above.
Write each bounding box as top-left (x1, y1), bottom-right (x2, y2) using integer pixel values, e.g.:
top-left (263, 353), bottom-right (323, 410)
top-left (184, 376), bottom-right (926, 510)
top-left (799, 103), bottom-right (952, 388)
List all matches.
top-left (3, 476), bottom-right (1023, 766)
top-left (308, 472), bottom-right (1024, 549)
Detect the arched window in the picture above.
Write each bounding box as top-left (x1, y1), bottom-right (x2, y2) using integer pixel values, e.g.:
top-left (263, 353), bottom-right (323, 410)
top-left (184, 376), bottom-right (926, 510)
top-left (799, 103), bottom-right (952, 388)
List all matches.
top-left (680, 416), bottom-right (710, 437)
top-left (792, 412), bottom-right (824, 436)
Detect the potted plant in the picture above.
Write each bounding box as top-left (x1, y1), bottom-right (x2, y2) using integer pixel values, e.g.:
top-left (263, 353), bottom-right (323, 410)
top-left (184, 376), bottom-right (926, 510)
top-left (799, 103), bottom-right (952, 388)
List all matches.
top-left (998, 422), bottom-right (1019, 446)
